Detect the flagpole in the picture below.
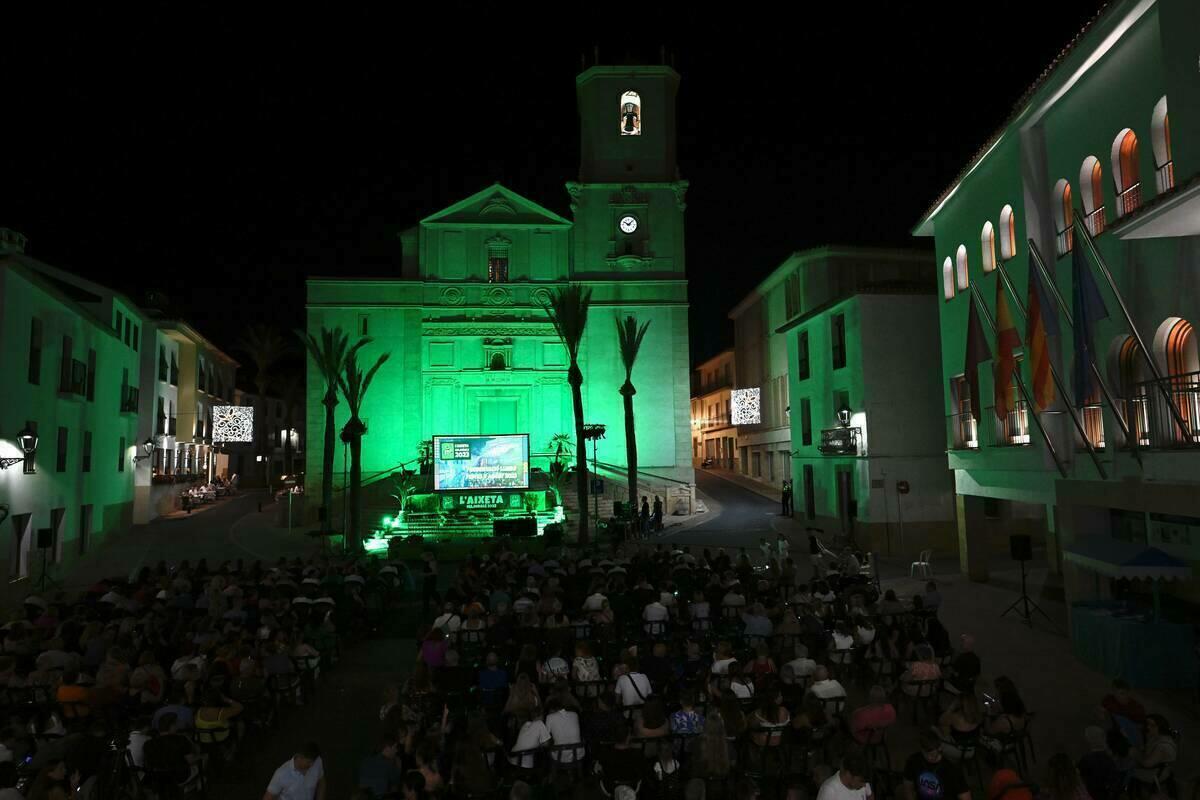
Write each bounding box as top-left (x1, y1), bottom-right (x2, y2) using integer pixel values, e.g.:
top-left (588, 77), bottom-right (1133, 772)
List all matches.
top-left (1071, 216), bottom-right (1193, 442)
top-left (968, 285), bottom-right (1069, 479)
top-left (1026, 240), bottom-right (1142, 467)
top-left (993, 260), bottom-right (1108, 479)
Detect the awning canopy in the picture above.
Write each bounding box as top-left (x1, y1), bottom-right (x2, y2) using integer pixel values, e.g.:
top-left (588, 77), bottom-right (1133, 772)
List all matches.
top-left (1064, 537), bottom-right (1193, 581)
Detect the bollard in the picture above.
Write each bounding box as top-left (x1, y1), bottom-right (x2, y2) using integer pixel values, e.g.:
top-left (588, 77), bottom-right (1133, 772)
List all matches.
top-left (257, 501), bottom-right (262, 513)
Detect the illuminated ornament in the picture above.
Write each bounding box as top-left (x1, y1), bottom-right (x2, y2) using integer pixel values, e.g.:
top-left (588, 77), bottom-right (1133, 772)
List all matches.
top-left (212, 406), bottom-right (254, 443)
top-left (731, 388), bottom-right (761, 425)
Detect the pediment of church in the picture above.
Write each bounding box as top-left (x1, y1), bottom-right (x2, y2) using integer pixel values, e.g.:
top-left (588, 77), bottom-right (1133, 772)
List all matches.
top-left (420, 183), bottom-right (572, 227)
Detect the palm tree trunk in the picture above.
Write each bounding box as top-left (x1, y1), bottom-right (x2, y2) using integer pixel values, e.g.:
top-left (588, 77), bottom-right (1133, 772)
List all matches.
top-left (622, 382), bottom-right (637, 518)
top-left (570, 364), bottom-right (589, 545)
top-left (349, 430), bottom-right (363, 551)
top-left (321, 393), bottom-right (337, 531)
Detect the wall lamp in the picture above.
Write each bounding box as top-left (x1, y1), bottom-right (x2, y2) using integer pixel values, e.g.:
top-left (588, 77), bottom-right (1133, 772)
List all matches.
top-left (1, 426), bottom-right (39, 471)
top-left (133, 437), bottom-right (156, 462)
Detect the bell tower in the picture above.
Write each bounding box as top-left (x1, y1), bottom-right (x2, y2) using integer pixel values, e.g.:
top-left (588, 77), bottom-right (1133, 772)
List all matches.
top-left (568, 64), bottom-right (688, 278)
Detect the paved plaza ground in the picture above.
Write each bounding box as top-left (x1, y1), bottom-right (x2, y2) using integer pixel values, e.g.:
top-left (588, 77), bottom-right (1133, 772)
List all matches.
top-left (52, 477), bottom-right (1199, 797)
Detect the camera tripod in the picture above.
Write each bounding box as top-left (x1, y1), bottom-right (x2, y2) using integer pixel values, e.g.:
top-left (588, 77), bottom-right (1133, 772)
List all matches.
top-left (1001, 558), bottom-right (1051, 627)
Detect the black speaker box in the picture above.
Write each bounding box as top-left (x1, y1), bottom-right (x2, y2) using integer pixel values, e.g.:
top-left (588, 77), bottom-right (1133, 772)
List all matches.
top-left (36, 528), bottom-right (54, 549)
top-left (493, 517), bottom-right (537, 538)
top-left (1010, 534), bottom-right (1032, 562)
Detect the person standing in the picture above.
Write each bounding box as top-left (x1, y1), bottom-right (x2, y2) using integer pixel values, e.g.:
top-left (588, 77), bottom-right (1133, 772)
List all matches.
top-left (265, 742), bottom-right (326, 800)
top-left (776, 533), bottom-right (790, 563)
top-left (640, 497), bottom-right (651, 538)
top-left (781, 480), bottom-right (794, 517)
top-left (652, 496), bottom-right (664, 532)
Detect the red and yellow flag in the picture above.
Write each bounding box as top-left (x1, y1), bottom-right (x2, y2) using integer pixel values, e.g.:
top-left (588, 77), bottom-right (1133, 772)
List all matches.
top-left (994, 279), bottom-right (1022, 417)
top-left (1026, 257), bottom-right (1059, 409)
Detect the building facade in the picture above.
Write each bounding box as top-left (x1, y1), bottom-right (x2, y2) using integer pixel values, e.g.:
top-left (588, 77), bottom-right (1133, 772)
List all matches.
top-left (912, 0), bottom-right (1200, 609)
top-left (690, 349), bottom-right (735, 468)
top-left (304, 64), bottom-right (694, 525)
top-left (229, 387), bottom-right (304, 486)
top-left (0, 230), bottom-right (143, 588)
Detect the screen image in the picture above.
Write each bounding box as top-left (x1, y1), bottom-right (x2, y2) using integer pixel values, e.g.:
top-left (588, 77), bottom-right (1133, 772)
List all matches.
top-left (433, 434), bottom-right (530, 491)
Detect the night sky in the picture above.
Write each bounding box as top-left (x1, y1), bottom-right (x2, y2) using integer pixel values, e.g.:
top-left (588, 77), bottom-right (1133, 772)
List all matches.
top-left (4, 6), bottom-right (1100, 372)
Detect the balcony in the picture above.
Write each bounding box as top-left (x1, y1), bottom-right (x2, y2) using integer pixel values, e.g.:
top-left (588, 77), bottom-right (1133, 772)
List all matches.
top-left (1155, 162), bottom-right (1175, 194)
top-left (946, 412), bottom-right (979, 451)
top-left (120, 385), bottom-right (140, 414)
top-left (1126, 374), bottom-right (1200, 448)
top-left (1085, 208), bottom-right (1106, 237)
top-left (988, 403), bottom-right (1031, 447)
top-left (818, 426), bottom-right (861, 455)
top-left (59, 359), bottom-right (87, 395)
top-left (1055, 227), bottom-right (1074, 257)
top-left (1117, 183), bottom-right (1142, 217)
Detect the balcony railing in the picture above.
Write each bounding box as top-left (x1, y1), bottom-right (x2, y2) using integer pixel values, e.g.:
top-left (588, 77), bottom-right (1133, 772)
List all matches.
top-left (1085, 208), bottom-right (1106, 237)
top-left (946, 412), bottom-right (979, 451)
top-left (988, 402), bottom-right (1031, 447)
top-left (60, 359), bottom-right (87, 395)
top-left (120, 385), bottom-right (140, 414)
top-left (1155, 161), bottom-right (1175, 194)
top-left (1126, 373), bottom-right (1200, 448)
top-left (818, 426), bottom-right (861, 455)
top-left (1055, 227), bottom-right (1074, 257)
top-left (1080, 404), bottom-right (1106, 450)
top-left (1117, 183), bottom-right (1142, 217)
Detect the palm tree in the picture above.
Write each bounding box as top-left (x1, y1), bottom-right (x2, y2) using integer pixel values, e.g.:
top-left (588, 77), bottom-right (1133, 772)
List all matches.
top-left (241, 325), bottom-right (286, 489)
top-left (616, 315), bottom-right (651, 518)
top-left (297, 327), bottom-right (365, 531)
top-left (547, 433), bottom-right (573, 467)
top-left (542, 285), bottom-right (593, 544)
top-left (278, 373), bottom-right (305, 476)
top-left (339, 345), bottom-right (391, 552)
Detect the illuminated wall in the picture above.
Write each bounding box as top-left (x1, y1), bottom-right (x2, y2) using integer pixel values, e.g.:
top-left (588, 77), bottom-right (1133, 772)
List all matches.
top-left (304, 65), bottom-right (695, 515)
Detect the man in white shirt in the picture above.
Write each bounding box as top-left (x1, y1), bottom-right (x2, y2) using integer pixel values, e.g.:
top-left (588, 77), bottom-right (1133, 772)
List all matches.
top-left (508, 713), bottom-right (551, 768)
top-left (431, 603), bottom-right (461, 634)
top-left (582, 590), bottom-right (608, 612)
top-left (781, 644), bottom-right (817, 683)
top-left (614, 665), bottom-right (652, 708)
top-left (808, 665), bottom-right (847, 701)
top-left (642, 598), bottom-right (669, 634)
top-left (264, 743), bottom-right (325, 800)
top-left (544, 699), bottom-right (583, 763)
top-left (816, 752), bottom-right (872, 800)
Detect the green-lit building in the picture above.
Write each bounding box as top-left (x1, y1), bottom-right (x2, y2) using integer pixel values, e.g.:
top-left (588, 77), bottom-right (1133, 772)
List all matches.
top-left (913, 0), bottom-right (1200, 624)
top-left (304, 64), bottom-right (695, 526)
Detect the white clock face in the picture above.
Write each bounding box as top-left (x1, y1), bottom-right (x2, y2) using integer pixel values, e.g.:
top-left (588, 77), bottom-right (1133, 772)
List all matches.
top-left (619, 215), bottom-right (638, 234)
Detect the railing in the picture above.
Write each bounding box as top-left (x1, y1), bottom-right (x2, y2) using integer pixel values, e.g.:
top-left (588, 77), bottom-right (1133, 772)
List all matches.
top-left (120, 385), bottom-right (140, 413)
top-left (818, 427), bottom-right (861, 455)
top-left (946, 412), bottom-right (979, 451)
top-left (1081, 404), bottom-right (1106, 450)
top-left (988, 402), bottom-right (1031, 447)
top-left (60, 359), bottom-right (87, 395)
top-left (1155, 161), bottom-right (1174, 194)
top-left (1085, 208), bottom-right (1106, 237)
top-left (1117, 183), bottom-right (1142, 217)
top-left (1128, 372), bottom-right (1200, 448)
top-left (1055, 227), bottom-right (1074, 256)
top-left (167, 416), bottom-right (178, 436)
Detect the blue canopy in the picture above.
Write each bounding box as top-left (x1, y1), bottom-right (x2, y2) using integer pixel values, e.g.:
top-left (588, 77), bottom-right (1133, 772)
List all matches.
top-left (1064, 537), bottom-right (1192, 581)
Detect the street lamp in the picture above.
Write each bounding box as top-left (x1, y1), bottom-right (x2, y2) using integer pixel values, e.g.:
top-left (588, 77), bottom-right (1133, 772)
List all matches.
top-left (133, 437), bottom-right (155, 462)
top-left (836, 406), bottom-right (852, 427)
top-left (2, 426), bottom-right (39, 472)
top-left (582, 423), bottom-right (606, 519)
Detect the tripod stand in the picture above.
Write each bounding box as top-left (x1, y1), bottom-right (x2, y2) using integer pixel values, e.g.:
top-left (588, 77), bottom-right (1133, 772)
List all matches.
top-left (1001, 558), bottom-right (1051, 627)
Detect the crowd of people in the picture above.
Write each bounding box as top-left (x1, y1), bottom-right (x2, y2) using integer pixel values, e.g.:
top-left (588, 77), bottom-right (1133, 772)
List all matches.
top-left (359, 540), bottom-right (1183, 800)
top-left (0, 554), bottom-right (404, 798)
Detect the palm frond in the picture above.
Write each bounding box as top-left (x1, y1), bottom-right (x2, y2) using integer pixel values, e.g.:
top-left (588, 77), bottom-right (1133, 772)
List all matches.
top-left (615, 315), bottom-right (651, 378)
top-left (542, 285), bottom-right (593, 359)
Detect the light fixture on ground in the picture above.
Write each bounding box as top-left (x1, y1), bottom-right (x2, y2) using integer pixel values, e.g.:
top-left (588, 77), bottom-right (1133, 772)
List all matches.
top-left (1, 426), bottom-right (39, 471)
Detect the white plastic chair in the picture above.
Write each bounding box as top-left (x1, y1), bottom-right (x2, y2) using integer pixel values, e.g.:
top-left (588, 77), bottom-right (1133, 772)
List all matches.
top-left (910, 549), bottom-right (932, 578)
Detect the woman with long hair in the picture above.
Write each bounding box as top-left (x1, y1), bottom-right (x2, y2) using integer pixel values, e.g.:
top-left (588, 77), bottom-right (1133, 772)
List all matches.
top-left (1044, 752), bottom-right (1091, 800)
top-left (749, 689), bottom-right (791, 746)
top-left (690, 712), bottom-right (731, 778)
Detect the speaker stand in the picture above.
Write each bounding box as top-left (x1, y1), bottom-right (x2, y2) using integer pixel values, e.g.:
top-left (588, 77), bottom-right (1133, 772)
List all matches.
top-left (1001, 559), bottom-right (1051, 627)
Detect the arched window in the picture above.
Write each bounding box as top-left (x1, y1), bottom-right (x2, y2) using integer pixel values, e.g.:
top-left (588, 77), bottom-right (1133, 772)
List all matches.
top-left (1053, 179), bottom-right (1073, 256)
top-left (1079, 156), bottom-right (1106, 236)
top-left (1110, 128), bottom-right (1141, 216)
top-left (981, 222), bottom-right (996, 273)
top-left (955, 245), bottom-right (969, 291)
top-left (998, 205), bottom-right (1016, 261)
top-left (620, 90), bottom-right (641, 136)
top-left (1151, 96), bottom-right (1173, 192)
top-left (942, 257), bottom-right (955, 301)
top-left (1155, 318), bottom-right (1200, 444)
top-left (489, 352), bottom-right (507, 371)
top-left (1112, 336), bottom-right (1150, 447)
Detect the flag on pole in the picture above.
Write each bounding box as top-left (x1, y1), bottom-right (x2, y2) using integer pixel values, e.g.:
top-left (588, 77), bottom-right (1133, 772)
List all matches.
top-left (994, 279), bottom-right (1022, 418)
top-left (964, 293), bottom-right (992, 424)
top-left (1072, 246), bottom-right (1109, 407)
top-left (1026, 257), bottom-right (1059, 409)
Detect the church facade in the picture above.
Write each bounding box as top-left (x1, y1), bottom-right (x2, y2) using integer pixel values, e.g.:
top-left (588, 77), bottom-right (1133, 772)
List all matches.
top-left (304, 65), bottom-right (694, 519)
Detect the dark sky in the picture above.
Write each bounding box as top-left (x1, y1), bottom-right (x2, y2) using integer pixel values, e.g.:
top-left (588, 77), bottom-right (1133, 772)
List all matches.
top-left (4, 6), bottom-right (1100, 370)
